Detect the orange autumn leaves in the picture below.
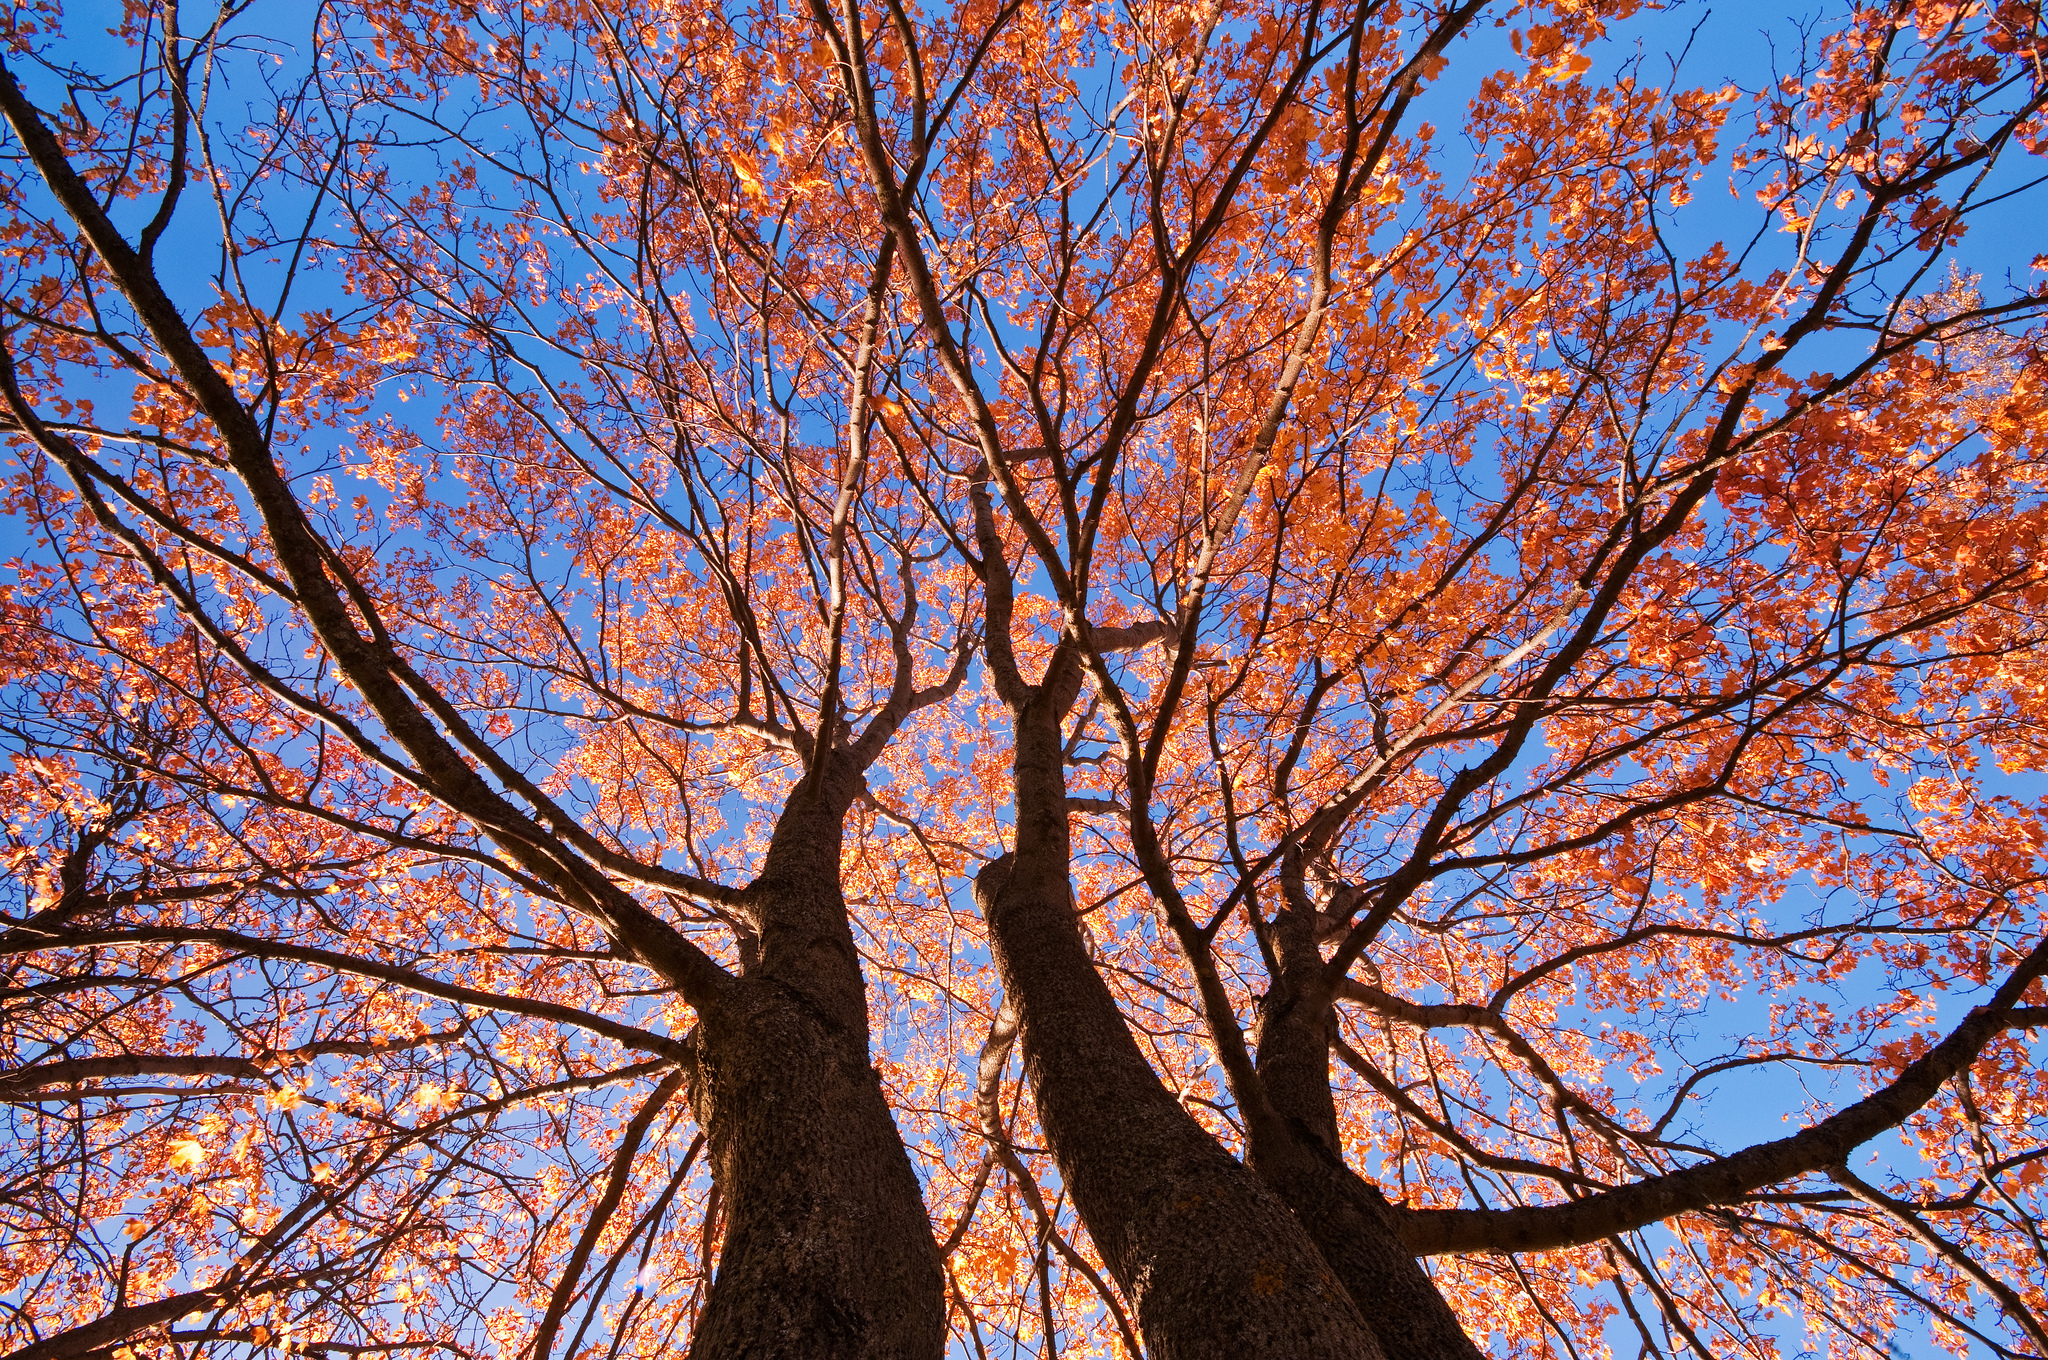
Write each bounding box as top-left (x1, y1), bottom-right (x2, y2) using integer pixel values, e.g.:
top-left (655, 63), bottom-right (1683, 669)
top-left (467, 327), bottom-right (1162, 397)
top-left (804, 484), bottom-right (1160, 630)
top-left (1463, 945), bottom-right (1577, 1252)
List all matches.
top-left (3, 0), bottom-right (2048, 1358)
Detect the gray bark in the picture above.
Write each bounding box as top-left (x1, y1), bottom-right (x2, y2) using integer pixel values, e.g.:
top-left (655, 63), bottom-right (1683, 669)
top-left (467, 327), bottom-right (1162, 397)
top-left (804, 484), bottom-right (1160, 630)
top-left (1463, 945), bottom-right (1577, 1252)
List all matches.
top-left (686, 781), bottom-right (946, 1359)
top-left (1248, 898), bottom-right (1485, 1360)
top-left (975, 662), bottom-right (1385, 1360)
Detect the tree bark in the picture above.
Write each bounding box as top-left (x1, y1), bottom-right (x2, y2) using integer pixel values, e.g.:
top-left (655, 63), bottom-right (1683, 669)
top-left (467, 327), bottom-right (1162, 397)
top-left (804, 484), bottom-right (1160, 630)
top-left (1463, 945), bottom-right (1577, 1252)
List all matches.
top-left (684, 778), bottom-right (946, 1359)
top-left (1247, 896), bottom-right (1485, 1360)
top-left (975, 667), bottom-right (1384, 1360)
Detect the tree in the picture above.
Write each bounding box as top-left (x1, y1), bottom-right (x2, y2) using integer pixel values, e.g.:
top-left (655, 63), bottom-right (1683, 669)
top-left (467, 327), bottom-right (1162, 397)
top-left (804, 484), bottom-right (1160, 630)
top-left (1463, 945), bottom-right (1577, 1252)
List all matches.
top-left (2, 0), bottom-right (2046, 1357)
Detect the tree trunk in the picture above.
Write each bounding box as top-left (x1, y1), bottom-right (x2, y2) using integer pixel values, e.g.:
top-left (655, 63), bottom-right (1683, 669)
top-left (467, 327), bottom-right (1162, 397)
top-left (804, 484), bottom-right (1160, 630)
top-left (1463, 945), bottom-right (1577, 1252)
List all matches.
top-left (686, 779), bottom-right (946, 1360)
top-left (1247, 899), bottom-right (1485, 1360)
top-left (975, 677), bottom-right (1385, 1360)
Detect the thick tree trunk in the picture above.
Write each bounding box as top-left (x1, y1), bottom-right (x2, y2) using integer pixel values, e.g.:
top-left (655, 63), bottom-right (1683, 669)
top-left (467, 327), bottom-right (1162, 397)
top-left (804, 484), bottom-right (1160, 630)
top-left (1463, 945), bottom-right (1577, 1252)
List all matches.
top-left (686, 780), bottom-right (946, 1360)
top-left (1248, 901), bottom-right (1484, 1360)
top-left (975, 680), bottom-right (1385, 1360)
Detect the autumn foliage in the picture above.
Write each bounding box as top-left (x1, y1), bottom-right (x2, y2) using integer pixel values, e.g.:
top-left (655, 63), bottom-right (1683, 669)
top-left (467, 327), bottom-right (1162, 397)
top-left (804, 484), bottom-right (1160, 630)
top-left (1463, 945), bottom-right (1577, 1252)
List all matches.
top-left (3, 0), bottom-right (2048, 1357)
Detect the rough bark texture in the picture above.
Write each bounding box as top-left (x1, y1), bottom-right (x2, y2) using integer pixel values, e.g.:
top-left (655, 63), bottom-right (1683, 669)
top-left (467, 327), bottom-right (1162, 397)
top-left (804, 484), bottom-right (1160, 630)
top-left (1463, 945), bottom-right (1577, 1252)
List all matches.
top-left (686, 781), bottom-right (946, 1360)
top-left (976, 678), bottom-right (1384, 1360)
top-left (1249, 902), bottom-right (1486, 1360)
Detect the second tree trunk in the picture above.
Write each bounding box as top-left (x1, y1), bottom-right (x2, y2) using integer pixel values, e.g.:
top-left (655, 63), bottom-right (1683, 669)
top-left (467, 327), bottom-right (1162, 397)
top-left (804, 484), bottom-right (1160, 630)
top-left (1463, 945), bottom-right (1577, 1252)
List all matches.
top-left (976, 674), bottom-right (1387, 1360)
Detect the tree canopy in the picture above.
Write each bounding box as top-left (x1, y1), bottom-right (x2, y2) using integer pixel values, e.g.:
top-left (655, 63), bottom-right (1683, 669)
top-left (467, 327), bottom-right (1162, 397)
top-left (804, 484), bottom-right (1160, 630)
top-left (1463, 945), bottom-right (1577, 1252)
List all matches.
top-left (3, 1), bottom-right (2047, 1358)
